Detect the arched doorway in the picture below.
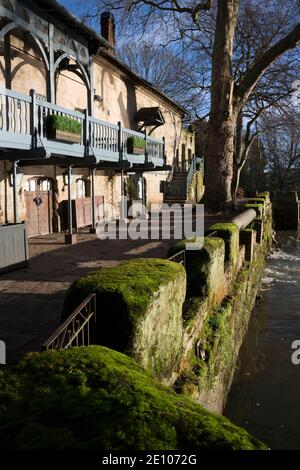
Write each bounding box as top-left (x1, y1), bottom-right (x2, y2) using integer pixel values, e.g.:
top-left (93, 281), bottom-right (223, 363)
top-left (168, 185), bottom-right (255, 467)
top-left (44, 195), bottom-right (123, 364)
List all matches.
top-left (24, 177), bottom-right (53, 237)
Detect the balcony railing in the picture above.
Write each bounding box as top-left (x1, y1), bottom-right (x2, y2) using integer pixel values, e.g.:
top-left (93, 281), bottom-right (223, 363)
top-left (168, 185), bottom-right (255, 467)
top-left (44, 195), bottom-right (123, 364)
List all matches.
top-left (0, 87), bottom-right (165, 166)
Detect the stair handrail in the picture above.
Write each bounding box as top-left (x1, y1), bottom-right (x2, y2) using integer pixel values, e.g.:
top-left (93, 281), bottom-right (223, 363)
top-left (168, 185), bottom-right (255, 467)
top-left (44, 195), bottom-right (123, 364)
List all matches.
top-left (186, 155), bottom-right (197, 197)
top-left (166, 153), bottom-right (181, 182)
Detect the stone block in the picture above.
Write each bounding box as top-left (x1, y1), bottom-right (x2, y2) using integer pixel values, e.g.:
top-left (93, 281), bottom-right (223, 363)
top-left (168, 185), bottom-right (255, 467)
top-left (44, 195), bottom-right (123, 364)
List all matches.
top-left (240, 228), bottom-right (256, 261)
top-left (207, 222), bottom-right (240, 266)
top-left (62, 258), bottom-right (186, 381)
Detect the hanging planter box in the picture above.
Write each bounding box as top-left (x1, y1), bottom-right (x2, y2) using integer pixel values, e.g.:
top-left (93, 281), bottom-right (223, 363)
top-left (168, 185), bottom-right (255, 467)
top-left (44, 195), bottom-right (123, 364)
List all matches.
top-left (45, 115), bottom-right (82, 144)
top-left (127, 136), bottom-right (146, 155)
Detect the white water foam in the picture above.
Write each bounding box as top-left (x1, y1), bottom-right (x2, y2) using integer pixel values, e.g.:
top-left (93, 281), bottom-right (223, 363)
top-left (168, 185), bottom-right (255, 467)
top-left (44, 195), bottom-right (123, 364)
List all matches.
top-left (270, 250), bottom-right (300, 262)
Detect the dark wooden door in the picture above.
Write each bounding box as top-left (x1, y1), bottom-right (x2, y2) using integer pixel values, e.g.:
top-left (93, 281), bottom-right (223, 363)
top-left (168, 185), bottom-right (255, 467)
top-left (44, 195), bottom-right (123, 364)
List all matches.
top-left (24, 180), bottom-right (53, 237)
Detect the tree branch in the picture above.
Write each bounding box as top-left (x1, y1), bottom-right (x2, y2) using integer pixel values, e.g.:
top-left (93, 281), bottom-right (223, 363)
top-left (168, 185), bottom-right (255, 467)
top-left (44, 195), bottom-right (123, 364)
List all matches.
top-left (234, 23), bottom-right (300, 109)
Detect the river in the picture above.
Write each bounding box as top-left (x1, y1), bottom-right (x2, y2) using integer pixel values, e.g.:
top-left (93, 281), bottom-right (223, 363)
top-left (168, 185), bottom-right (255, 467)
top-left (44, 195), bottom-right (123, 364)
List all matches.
top-left (224, 232), bottom-right (300, 450)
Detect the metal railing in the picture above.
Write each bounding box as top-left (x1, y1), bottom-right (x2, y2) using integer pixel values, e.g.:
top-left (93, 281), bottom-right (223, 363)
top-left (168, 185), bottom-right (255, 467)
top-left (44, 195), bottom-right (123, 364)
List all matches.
top-left (42, 293), bottom-right (96, 350)
top-left (168, 249), bottom-right (186, 266)
top-left (165, 156), bottom-right (203, 199)
top-left (186, 155), bottom-right (197, 198)
top-left (165, 180), bottom-right (187, 198)
top-left (0, 87), bottom-right (165, 164)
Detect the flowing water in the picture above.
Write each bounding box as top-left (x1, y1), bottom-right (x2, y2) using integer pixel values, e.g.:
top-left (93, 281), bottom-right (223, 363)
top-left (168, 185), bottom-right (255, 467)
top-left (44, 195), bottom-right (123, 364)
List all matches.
top-left (224, 232), bottom-right (300, 450)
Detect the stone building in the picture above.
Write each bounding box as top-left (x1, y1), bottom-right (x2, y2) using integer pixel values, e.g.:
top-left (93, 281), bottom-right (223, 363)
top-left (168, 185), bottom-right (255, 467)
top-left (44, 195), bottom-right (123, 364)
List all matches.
top-left (0, 0), bottom-right (192, 241)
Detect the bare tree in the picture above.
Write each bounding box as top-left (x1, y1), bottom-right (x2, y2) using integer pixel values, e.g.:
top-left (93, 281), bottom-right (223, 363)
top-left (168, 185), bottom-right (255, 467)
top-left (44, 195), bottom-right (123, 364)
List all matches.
top-left (118, 40), bottom-right (209, 115)
top-left (69, 0), bottom-right (300, 209)
top-left (261, 110), bottom-right (300, 191)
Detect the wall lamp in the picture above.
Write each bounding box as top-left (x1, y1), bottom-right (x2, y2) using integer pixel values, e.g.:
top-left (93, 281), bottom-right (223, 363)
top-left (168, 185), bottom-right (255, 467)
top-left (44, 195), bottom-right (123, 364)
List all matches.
top-left (94, 90), bottom-right (103, 103)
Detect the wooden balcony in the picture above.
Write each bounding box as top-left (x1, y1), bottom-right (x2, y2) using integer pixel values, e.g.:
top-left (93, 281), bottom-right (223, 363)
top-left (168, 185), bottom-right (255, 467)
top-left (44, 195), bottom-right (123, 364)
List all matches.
top-left (0, 88), bottom-right (166, 168)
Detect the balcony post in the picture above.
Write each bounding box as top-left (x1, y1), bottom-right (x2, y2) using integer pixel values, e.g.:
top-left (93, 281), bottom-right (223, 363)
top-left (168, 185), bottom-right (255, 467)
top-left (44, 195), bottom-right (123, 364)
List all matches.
top-left (144, 130), bottom-right (148, 164)
top-left (120, 170), bottom-right (127, 222)
top-left (64, 165), bottom-right (76, 245)
top-left (118, 121), bottom-right (123, 161)
top-left (48, 24), bottom-right (56, 103)
top-left (163, 137), bottom-right (166, 166)
top-left (12, 160), bottom-right (18, 224)
top-left (89, 168), bottom-right (96, 234)
top-left (30, 89), bottom-right (37, 148)
top-left (84, 109), bottom-right (89, 157)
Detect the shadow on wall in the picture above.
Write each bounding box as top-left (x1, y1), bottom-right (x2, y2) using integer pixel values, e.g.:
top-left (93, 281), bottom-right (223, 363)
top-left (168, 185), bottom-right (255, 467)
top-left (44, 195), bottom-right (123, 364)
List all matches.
top-left (1, 30), bottom-right (47, 95)
top-left (118, 78), bottom-right (138, 130)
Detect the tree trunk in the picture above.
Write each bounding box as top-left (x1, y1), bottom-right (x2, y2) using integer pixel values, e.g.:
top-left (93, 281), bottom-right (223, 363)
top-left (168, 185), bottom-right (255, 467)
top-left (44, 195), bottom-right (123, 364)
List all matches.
top-left (232, 162), bottom-right (245, 206)
top-left (204, 0), bottom-right (239, 210)
top-left (231, 109), bottom-right (243, 204)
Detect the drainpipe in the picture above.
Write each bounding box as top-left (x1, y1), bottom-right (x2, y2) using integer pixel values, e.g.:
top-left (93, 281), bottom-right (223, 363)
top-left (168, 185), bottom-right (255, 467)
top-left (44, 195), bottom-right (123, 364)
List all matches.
top-left (89, 168), bottom-right (96, 233)
top-left (120, 170), bottom-right (126, 221)
top-left (65, 165), bottom-right (76, 244)
top-left (12, 160), bottom-right (18, 224)
top-left (4, 161), bottom-right (8, 223)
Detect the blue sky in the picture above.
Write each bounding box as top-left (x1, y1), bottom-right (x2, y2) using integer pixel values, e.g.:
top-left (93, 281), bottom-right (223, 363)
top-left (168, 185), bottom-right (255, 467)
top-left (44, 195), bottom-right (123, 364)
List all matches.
top-left (60, 0), bottom-right (85, 18)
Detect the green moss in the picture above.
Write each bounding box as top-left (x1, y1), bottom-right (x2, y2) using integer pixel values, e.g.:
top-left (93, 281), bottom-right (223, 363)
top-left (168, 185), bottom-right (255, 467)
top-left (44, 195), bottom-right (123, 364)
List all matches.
top-left (168, 237), bottom-right (225, 297)
top-left (182, 296), bottom-right (204, 327)
top-left (198, 301), bottom-right (232, 388)
top-left (62, 258), bottom-right (184, 354)
top-left (45, 114), bottom-right (82, 135)
top-left (208, 222), bottom-right (238, 235)
top-left (0, 346), bottom-right (267, 450)
top-left (208, 223), bottom-right (239, 264)
top-left (176, 230), bottom-right (271, 397)
top-left (247, 198), bottom-right (266, 205)
top-left (244, 203), bottom-right (264, 218)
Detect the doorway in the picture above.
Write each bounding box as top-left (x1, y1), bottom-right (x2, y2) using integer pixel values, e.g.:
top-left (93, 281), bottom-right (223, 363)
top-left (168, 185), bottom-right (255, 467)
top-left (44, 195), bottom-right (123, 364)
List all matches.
top-left (24, 177), bottom-right (53, 237)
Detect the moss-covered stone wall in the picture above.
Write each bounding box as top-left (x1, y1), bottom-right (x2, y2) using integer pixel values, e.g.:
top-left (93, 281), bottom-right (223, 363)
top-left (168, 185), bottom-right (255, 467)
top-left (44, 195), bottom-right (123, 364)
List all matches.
top-left (0, 346), bottom-right (267, 450)
top-left (63, 258), bottom-right (186, 382)
top-left (62, 195), bottom-right (272, 416)
top-left (175, 200), bottom-right (273, 413)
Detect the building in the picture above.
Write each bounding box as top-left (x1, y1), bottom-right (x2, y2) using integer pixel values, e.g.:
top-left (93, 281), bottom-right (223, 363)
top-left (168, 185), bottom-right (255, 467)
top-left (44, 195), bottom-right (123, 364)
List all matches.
top-left (0, 0), bottom-right (190, 242)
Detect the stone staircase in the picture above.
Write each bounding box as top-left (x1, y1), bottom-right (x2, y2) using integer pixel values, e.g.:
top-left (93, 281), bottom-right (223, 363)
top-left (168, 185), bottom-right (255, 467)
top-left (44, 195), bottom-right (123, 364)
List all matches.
top-left (164, 171), bottom-right (187, 206)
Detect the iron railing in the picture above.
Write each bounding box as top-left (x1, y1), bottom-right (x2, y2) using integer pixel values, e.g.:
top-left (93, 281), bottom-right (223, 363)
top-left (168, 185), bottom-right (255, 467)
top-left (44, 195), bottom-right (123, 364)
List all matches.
top-left (168, 249), bottom-right (186, 266)
top-left (165, 180), bottom-right (187, 198)
top-left (42, 293), bottom-right (97, 350)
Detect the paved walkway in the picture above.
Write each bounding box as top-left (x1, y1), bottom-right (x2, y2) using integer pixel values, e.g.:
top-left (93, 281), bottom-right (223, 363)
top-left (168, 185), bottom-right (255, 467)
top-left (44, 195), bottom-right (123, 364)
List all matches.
top-left (0, 212), bottom-right (231, 361)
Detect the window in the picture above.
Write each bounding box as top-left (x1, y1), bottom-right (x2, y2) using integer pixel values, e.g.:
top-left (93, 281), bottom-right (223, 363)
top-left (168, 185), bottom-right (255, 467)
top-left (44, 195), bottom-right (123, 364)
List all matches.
top-left (75, 178), bottom-right (91, 198)
top-left (40, 179), bottom-right (51, 191)
top-left (24, 179), bottom-right (37, 192)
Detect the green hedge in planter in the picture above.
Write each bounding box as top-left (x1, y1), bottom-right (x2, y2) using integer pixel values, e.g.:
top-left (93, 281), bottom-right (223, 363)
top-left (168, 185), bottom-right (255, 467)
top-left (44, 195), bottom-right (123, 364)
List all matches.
top-left (45, 115), bottom-right (82, 135)
top-left (127, 136), bottom-right (146, 150)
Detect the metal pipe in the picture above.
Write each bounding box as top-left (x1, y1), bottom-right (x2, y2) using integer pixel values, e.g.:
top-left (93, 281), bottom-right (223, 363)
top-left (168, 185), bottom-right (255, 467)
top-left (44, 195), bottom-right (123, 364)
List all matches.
top-left (67, 165), bottom-right (73, 235)
top-left (12, 160), bottom-right (18, 224)
top-left (120, 169), bottom-right (125, 220)
top-left (91, 168), bottom-right (96, 229)
top-left (231, 208), bottom-right (257, 230)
